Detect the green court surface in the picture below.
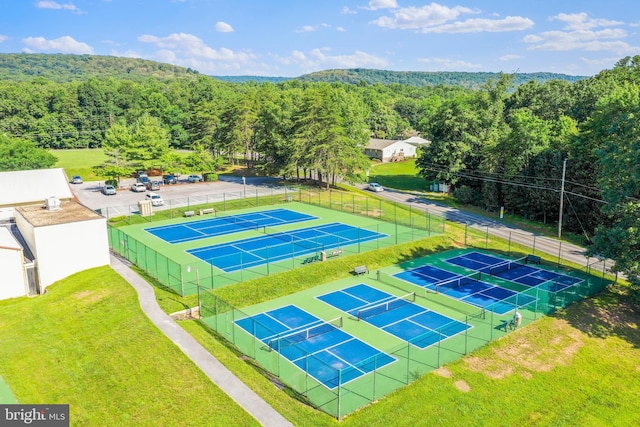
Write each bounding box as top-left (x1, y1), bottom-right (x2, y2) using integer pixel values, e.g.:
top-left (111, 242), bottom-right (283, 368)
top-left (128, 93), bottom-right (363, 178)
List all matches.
top-left (201, 248), bottom-right (608, 418)
top-left (109, 202), bottom-right (438, 295)
top-left (0, 375), bottom-right (17, 404)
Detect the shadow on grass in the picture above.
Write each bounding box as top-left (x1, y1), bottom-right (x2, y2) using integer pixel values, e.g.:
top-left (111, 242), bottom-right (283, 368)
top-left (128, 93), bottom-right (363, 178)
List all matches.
top-left (555, 284), bottom-right (640, 349)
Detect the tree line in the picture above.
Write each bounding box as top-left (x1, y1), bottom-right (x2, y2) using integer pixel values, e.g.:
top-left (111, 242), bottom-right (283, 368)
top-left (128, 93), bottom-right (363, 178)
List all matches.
top-left (0, 55), bottom-right (639, 295)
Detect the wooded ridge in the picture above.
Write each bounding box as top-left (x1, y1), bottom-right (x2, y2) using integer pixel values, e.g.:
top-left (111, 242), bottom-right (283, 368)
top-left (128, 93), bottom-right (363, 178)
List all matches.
top-left (0, 53), bottom-right (585, 87)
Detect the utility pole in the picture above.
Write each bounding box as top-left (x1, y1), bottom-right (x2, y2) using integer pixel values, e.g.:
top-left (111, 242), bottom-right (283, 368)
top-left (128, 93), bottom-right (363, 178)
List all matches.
top-left (558, 158), bottom-right (567, 239)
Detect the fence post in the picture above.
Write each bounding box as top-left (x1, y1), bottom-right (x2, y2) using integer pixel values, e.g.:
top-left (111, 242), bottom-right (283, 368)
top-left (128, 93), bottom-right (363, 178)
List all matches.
top-left (533, 235), bottom-right (537, 254)
top-left (465, 222), bottom-right (468, 245)
top-left (485, 226), bottom-right (489, 249)
top-left (557, 241), bottom-right (562, 266)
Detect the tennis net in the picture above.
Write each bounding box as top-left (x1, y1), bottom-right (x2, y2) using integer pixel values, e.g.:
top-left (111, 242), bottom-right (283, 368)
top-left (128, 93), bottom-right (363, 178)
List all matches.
top-left (222, 215), bottom-right (262, 232)
top-left (434, 271), bottom-right (482, 293)
top-left (356, 292), bottom-right (416, 321)
top-left (489, 256), bottom-right (528, 276)
top-left (266, 317), bottom-right (343, 351)
top-left (262, 227), bottom-right (322, 251)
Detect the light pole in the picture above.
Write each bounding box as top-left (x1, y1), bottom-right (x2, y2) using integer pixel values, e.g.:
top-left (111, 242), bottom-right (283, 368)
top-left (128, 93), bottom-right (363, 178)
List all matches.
top-left (558, 158), bottom-right (567, 239)
top-left (242, 176), bottom-right (246, 199)
top-left (187, 266), bottom-right (201, 316)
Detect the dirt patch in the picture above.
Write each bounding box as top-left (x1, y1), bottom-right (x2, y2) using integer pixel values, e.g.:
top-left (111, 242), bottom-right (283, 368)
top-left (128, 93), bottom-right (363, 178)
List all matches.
top-left (465, 318), bottom-right (584, 379)
top-left (454, 380), bottom-right (471, 392)
top-left (433, 367), bottom-right (453, 378)
top-left (465, 356), bottom-right (515, 379)
top-left (74, 290), bottom-right (106, 303)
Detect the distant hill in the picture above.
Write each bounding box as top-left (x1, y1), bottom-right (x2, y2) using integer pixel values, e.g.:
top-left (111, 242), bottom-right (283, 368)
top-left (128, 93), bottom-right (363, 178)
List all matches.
top-left (0, 53), bottom-right (587, 88)
top-left (295, 69), bottom-right (587, 88)
top-left (212, 75), bottom-right (291, 84)
top-left (0, 53), bottom-right (200, 82)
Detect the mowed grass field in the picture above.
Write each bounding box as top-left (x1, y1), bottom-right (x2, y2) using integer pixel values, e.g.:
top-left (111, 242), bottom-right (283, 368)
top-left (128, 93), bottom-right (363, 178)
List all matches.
top-left (0, 267), bottom-right (258, 427)
top-left (0, 225), bottom-right (639, 425)
top-left (50, 148), bottom-right (109, 181)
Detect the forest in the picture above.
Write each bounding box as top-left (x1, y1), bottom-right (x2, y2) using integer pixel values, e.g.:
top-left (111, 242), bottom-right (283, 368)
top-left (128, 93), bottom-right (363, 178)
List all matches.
top-left (0, 53), bottom-right (638, 293)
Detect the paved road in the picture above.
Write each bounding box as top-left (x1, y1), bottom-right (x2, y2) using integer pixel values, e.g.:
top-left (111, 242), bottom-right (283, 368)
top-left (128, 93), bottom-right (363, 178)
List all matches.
top-left (74, 175), bottom-right (611, 274)
top-left (359, 185), bottom-right (612, 274)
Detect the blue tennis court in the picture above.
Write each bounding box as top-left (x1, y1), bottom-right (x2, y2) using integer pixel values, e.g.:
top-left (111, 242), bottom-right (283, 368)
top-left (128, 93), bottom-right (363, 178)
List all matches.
top-left (393, 265), bottom-right (537, 315)
top-left (188, 222), bottom-right (387, 272)
top-left (145, 208), bottom-right (318, 244)
top-left (446, 251), bottom-right (582, 291)
top-left (318, 284), bottom-right (471, 349)
top-left (235, 305), bottom-right (395, 389)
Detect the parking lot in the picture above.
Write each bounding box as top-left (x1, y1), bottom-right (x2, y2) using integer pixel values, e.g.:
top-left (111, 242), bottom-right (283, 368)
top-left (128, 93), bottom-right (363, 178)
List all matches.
top-left (71, 176), bottom-right (285, 213)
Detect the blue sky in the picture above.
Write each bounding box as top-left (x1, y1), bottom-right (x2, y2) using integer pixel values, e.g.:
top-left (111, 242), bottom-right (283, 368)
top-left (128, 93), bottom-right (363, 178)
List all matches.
top-left (1, 0), bottom-right (639, 77)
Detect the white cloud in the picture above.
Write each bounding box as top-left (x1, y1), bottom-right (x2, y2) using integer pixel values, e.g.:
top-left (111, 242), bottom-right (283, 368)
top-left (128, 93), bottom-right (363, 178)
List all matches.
top-left (342, 7), bottom-right (356, 15)
top-left (552, 13), bottom-right (623, 31)
top-left (370, 3), bottom-right (532, 34)
top-left (420, 16), bottom-right (534, 34)
top-left (417, 57), bottom-right (482, 70)
top-left (367, 0), bottom-right (398, 10)
top-left (295, 23), bottom-right (330, 33)
top-left (524, 12), bottom-right (639, 55)
top-left (35, 1), bottom-right (83, 14)
top-left (371, 4), bottom-right (474, 30)
top-left (337, 27), bottom-right (346, 32)
top-left (524, 28), bottom-right (640, 54)
top-left (499, 54), bottom-right (522, 61)
top-left (137, 32), bottom-right (258, 74)
top-left (276, 48), bottom-right (388, 71)
top-left (22, 36), bottom-right (94, 54)
top-left (215, 22), bottom-right (234, 33)
top-left (0, 35), bottom-right (8, 43)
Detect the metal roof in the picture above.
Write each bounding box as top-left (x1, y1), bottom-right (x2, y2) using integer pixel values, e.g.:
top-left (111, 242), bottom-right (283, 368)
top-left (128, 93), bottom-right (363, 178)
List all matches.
top-left (0, 168), bottom-right (73, 207)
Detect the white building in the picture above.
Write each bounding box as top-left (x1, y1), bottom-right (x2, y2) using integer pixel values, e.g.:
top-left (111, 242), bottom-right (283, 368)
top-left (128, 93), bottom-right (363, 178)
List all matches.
top-left (364, 139), bottom-right (418, 162)
top-left (0, 227), bottom-right (27, 300)
top-left (0, 168), bottom-right (109, 300)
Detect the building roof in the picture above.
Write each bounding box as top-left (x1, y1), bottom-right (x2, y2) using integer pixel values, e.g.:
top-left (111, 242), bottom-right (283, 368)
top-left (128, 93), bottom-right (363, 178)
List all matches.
top-left (403, 136), bottom-right (431, 146)
top-left (366, 139), bottom-right (401, 150)
top-left (0, 168), bottom-right (73, 207)
top-left (16, 201), bottom-right (103, 227)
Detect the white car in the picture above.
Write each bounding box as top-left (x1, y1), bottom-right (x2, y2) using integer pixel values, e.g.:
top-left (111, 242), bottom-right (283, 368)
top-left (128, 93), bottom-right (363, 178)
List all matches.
top-left (367, 182), bottom-right (384, 192)
top-left (187, 174), bottom-right (202, 183)
top-left (131, 182), bottom-right (147, 192)
top-left (145, 193), bottom-right (164, 206)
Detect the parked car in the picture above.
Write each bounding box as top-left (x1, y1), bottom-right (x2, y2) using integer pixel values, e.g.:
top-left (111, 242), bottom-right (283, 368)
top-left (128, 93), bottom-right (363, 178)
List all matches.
top-left (131, 182), bottom-right (147, 192)
top-left (146, 180), bottom-right (161, 191)
top-left (187, 174), bottom-right (202, 183)
top-left (70, 175), bottom-right (83, 184)
top-left (137, 175), bottom-right (151, 185)
top-left (162, 174), bottom-right (177, 184)
top-left (145, 193), bottom-right (164, 206)
top-left (101, 184), bottom-right (116, 195)
top-left (367, 182), bottom-right (384, 192)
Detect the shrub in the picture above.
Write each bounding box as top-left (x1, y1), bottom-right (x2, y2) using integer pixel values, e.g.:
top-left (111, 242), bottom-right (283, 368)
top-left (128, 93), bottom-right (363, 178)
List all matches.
top-left (203, 172), bottom-right (218, 182)
top-left (453, 185), bottom-right (481, 205)
top-left (105, 179), bottom-right (118, 187)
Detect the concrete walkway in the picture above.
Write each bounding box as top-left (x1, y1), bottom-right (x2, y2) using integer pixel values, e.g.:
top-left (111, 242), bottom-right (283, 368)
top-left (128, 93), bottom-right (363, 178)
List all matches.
top-left (110, 255), bottom-right (293, 427)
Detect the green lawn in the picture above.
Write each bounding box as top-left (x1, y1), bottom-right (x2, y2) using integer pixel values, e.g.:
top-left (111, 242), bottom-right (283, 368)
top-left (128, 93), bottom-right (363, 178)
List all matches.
top-left (51, 148), bottom-right (108, 181)
top-left (0, 267), bottom-right (258, 427)
top-left (369, 159), bottom-right (431, 192)
top-left (1, 231), bottom-right (638, 425)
